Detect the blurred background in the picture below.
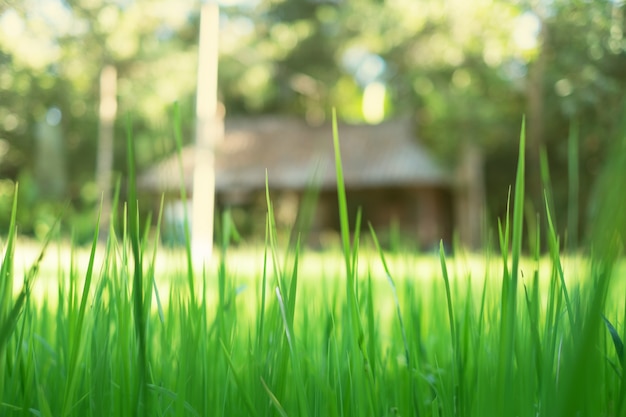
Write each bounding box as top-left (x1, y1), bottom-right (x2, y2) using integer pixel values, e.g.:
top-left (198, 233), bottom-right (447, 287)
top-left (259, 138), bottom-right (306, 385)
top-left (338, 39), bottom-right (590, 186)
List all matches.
top-left (1, 0), bottom-right (625, 249)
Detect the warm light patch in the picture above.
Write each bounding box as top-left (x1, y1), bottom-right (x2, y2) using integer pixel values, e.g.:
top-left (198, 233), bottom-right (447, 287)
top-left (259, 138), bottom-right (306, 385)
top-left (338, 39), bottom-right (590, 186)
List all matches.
top-left (513, 12), bottom-right (541, 52)
top-left (362, 82), bottom-right (386, 124)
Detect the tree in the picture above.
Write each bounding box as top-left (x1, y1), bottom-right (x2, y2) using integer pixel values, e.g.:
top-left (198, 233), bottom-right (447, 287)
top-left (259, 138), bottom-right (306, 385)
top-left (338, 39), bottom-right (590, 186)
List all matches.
top-left (96, 64), bottom-right (117, 236)
top-left (192, 2), bottom-right (220, 263)
top-left (0, 0), bottom-right (201, 238)
top-left (1, 0), bottom-right (625, 247)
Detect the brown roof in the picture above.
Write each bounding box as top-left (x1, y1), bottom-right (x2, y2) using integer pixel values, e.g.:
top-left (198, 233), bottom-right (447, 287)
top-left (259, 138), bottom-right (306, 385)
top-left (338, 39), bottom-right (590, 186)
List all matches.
top-left (138, 116), bottom-right (451, 194)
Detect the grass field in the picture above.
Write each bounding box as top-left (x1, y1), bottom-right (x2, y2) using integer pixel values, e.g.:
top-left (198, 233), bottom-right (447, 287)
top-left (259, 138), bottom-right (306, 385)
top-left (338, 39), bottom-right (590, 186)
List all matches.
top-left (1, 113), bottom-right (625, 417)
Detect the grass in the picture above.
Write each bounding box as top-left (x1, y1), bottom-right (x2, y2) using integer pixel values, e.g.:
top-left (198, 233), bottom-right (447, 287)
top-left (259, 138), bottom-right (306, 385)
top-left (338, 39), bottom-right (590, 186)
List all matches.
top-left (1, 111), bottom-right (626, 417)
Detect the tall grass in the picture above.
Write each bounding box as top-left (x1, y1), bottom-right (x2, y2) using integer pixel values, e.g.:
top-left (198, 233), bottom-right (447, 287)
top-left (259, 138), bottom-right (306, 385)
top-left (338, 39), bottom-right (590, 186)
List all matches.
top-left (1, 112), bottom-right (625, 417)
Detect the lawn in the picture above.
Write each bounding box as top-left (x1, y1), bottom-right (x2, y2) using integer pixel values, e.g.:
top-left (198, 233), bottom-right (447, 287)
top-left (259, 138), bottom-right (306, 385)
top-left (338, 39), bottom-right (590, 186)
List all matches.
top-left (1, 114), bottom-right (625, 417)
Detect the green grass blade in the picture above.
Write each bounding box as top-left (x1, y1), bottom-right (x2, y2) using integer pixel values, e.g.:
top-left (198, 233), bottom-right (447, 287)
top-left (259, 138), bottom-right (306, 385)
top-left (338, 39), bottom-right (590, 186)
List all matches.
top-left (126, 113), bottom-right (150, 416)
top-left (567, 120), bottom-right (579, 252)
top-left (331, 109), bottom-right (362, 350)
top-left (497, 190), bottom-right (511, 311)
top-left (148, 194), bottom-right (166, 325)
top-left (260, 377), bottom-right (290, 417)
top-left (256, 215), bottom-right (270, 350)
top-left (439, 240), bottom-right (463, 414)
top-left (331, 108), bottom-right (352, 281)
top-left (555, 109), bottom-right (626, 416)
top-left (498, 117), bottom-right (525, 414)
top-left (510, 116), bottom-right (525, 298)
top-left (146, 384), bottom-right (202, 417)
top-left (110, 174), bottom-right (122, 234)
top-left (286, 235), bottom-right (301, 330)
top-left (265, 170), bottom-right (284, 294)
top-left (0, 290), bottom-right (27, 355)
top-left (0, 183), bottom-right (19, 365)
top-left (439, 241), bottom-right (457, 358)
top-left (539, 146), bottom-right (555, 227)
top-left (602, 315), bottom-right (624, 364)
top-left (368, 223), bottom-right (408, 415)
top-left (365, 271), bottom-right (376, 380)
top-left (62, 202), bottom-right (101, 416)
top-left (172, 102), bottom-right (196, 303)
top-left (369, 224), bottom-right (409, 366)
top-left (220, 340), bottom-right (260, 417)
top-left (350, 207), bottom-right (362, 300)
top-left (543, 191), bottom-right (574, 333)
top-left (0, 184), bottom-right (19, 312)
top-left (275, 286), bottom-right (309, 417)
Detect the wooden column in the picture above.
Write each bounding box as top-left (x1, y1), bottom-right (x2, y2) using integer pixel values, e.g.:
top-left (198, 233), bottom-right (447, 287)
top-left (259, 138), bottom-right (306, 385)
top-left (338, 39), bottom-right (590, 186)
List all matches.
top-left (455, 142), bottom-right (485, 250)
top-left (192, 2), bottom-right (220, 263)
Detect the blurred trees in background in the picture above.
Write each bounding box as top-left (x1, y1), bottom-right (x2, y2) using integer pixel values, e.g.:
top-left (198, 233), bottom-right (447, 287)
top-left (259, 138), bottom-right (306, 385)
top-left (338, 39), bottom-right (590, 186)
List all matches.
top-left (0, 0), bottom-right (625, 246)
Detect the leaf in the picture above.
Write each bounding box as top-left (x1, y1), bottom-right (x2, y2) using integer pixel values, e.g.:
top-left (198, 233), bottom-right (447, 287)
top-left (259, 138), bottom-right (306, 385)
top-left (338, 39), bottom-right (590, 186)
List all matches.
top-left (603, 315), bottom-right (624, 364)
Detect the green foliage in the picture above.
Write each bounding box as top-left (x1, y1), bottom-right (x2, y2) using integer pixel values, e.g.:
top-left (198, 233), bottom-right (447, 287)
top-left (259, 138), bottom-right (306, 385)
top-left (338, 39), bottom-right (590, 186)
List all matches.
top-left (1, 0), bottom-right (626, 244)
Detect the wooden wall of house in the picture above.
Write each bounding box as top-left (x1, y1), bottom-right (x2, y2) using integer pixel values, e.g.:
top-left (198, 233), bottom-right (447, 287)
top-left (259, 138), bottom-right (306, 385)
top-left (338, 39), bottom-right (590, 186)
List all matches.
top-left (414, 186), bottom-right (454, 250)
top-left (155, 184), bottom-right (453, 249)
top-left (455, 142), bottom-right (486, 250)
top-left (307, 186), bottom-right (453, 249)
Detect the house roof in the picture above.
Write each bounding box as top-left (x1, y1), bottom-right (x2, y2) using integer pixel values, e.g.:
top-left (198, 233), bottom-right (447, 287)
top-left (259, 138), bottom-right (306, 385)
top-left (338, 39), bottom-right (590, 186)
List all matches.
top-left (138, 116), bottom-right (451, 194)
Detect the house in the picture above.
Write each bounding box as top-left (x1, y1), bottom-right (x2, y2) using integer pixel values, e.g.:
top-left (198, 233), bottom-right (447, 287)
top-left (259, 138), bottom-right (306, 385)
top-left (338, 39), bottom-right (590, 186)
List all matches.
top-left (138, 116), bottom-right (457, 249)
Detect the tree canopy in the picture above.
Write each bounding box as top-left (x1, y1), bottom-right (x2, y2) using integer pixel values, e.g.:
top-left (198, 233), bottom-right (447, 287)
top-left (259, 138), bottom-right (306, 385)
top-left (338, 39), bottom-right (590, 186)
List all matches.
top-left (1, 0), bottom-right (625, 244)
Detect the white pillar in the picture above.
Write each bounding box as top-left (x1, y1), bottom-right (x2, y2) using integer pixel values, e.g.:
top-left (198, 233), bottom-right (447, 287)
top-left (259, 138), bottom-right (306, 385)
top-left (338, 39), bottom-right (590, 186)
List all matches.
top-left (192, 2), bottom-right (220, 264)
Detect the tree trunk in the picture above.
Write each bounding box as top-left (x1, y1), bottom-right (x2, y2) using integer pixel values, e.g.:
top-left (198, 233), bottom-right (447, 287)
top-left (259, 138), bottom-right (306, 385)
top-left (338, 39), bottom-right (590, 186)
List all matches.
top-left (35, 108), bottom-right (67, 201)
top-left (455, 141), bottom-right (485, 250)
top-left (96, 64), bottom-right (117, 237)
top-left (192, 2), bottom-right (220, 264)
top-left (526, 17), bottom-right (547, 213)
